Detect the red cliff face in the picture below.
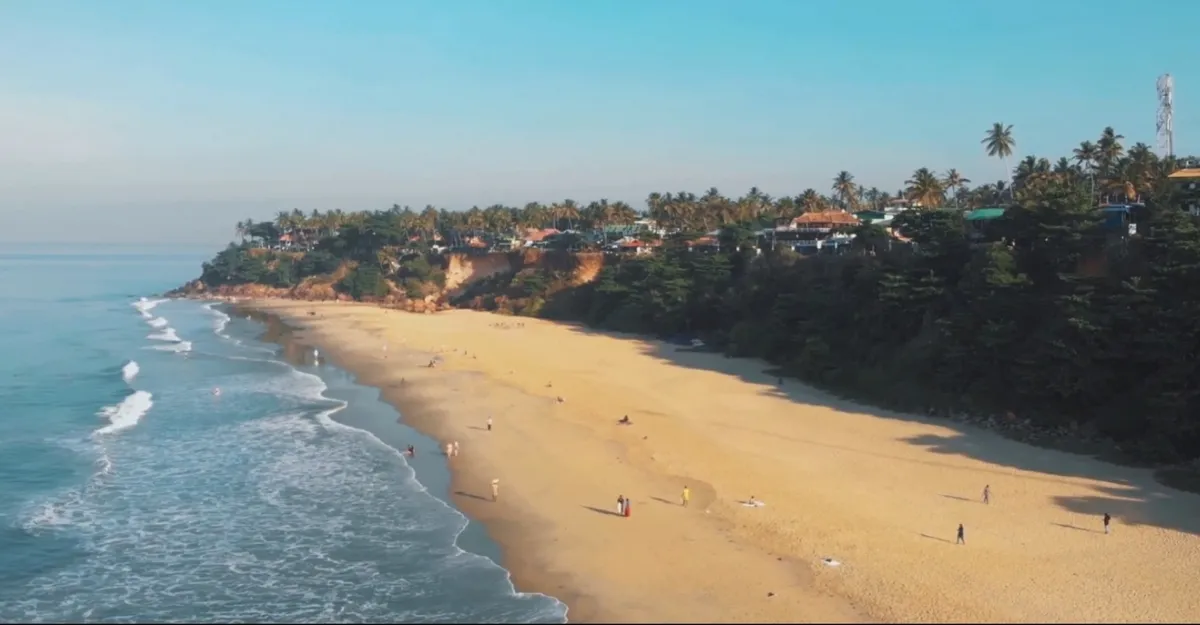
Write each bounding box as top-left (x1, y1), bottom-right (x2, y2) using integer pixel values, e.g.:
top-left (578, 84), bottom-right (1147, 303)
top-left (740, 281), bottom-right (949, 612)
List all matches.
top-left (173, 251), bottom-right (608, 314)
top-left (443, 250), bottom-right (610, 293)
top-left (443, 253), bottom-right (518, 294)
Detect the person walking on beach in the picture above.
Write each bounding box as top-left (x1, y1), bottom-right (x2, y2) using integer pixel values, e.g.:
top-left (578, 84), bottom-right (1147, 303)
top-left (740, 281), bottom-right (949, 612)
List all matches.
top-left (681, 486), bottom-right (691, 508)
top-left (452, 441), bottom-right (460, 457)
top-left (445, 442), bottom-right (453, 457)
top-left (1104, 513), bottom-right (1111, 535)
top-left (617, 495), bottom-right (625, 515)
top-left (982, 485), bottom-right (990, 505)
top-left (956, 524), bottom-right (965, 545)
top-left (491, 479), bottom-right (500, 502)
top-left (486, 416), bottom-right (493, 431)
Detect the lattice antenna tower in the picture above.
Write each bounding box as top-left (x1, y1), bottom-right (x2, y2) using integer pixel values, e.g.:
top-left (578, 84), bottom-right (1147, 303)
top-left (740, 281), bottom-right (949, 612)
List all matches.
top-left (1157, 74), bottom-right (1175, 157)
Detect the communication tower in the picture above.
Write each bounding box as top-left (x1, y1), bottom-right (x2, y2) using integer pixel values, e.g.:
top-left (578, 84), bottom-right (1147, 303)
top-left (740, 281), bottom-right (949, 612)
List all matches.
top-left (1157, 74), bottom-right (1175, 157)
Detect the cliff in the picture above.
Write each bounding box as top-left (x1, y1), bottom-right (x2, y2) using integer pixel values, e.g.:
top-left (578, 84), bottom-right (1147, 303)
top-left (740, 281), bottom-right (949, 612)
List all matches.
top-left (170, 250), bottom-right (611, 315)
top-left (444, 249), bottom-right (608, 293)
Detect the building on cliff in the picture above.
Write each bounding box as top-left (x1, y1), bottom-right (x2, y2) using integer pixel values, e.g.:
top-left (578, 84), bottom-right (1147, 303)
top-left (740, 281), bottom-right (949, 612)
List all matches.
top-left (1168, 167), bottom-right (1200, 216)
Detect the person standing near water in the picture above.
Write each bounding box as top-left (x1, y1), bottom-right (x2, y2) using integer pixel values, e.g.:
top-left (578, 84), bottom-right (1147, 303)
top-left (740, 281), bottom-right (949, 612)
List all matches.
top-left (982, 485), bottom-right (990, 505)
top-left (490, 479), bottom-right (500, 502)
top-left (681, 486), bottom-right (691, 508)
top-left (486, 416), bottom-right (493, 431)
top-left (1104, 513), bottom-right (1111, 534)
top-left (956, 524), bottom-right (965, 545)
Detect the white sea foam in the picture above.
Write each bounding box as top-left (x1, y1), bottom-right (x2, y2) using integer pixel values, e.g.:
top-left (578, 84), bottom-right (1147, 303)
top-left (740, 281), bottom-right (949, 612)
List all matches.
top-left (148, 327), bottom-right (181, 342)
top-left (204, 303), bottom-right (232, 335)
top-left (147, 316), bottom-right (169, 329)
top-left (121, 360), bottom-right (140, 383)
top-left (150, 340), bottom-right (192, 353)
top-left (282, 362), bottom-right (570, 622)
top-left (132, 297), bottom-right (166, 319)
top-left (95, 390), bottom-right (153, 436)
top-left (10, 300), bottom-right (567, 624)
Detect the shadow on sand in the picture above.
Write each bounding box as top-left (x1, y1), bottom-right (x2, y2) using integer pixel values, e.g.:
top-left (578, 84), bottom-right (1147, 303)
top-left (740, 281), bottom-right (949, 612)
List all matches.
top-left (649, 496), bottom-right (680, 506)
top-left (919, 533), bottom-right (953, 544)
top-left (1051, 522), bottom-right (1101, 533)
top-left (582, 505), bottom-right (622, 517)
top-left (453, 490), bottom-right (492, 502)
top-left (548, 321), bottom-right (1200, 538)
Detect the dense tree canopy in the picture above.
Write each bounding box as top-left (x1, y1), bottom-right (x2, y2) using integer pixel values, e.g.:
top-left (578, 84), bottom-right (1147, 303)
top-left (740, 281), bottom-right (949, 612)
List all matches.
top-left (193, 124), bottom-right (1200, 467)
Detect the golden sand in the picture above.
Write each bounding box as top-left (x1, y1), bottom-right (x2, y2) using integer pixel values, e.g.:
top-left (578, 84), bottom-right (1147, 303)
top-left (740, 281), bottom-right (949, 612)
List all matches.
top-left (244, 299), bottom-right (1200, 623)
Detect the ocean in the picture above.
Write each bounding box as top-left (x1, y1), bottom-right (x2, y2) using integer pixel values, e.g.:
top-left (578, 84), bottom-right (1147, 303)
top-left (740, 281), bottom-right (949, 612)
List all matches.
top-left (0, 247), bottom-right (567, 624)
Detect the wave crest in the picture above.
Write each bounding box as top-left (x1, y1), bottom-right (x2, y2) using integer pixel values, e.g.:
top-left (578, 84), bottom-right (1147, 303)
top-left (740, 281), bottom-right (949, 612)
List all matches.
top-left (121, 361), bottom-right (140, 383)
top-left (95, 390), bottom-right (153, 436)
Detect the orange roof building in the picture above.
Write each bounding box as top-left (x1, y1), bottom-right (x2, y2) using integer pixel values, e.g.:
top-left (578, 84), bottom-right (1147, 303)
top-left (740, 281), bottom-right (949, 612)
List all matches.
top-left (791, 211), bottom-right (861, 228)
top-left (523, 228), bottom-right (561, 242)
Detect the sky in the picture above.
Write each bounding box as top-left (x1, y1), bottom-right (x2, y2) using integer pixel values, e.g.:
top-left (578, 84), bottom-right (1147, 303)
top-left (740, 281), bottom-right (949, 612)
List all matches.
top-left (1, 0), bottom-right (1197, 246)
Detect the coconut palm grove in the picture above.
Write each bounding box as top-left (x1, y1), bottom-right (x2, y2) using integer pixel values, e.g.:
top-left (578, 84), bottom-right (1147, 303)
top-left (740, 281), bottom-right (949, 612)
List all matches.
top-left (188, 124), bottom-right (1200, 477)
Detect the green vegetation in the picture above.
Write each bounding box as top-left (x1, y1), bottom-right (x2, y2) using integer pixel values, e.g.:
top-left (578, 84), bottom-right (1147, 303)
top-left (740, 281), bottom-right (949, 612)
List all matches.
top-left (190, 124), bottom-right (1200, 466)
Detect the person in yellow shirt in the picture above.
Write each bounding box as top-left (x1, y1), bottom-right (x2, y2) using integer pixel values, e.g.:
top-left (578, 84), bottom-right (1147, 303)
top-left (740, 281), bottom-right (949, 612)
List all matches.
top-left (681, 486), bottom-right (690, 508)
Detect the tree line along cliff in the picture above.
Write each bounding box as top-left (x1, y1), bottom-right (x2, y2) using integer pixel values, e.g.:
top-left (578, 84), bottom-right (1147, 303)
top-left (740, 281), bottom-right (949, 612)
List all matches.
top-left (175, 130), bottom-right (1200, 474)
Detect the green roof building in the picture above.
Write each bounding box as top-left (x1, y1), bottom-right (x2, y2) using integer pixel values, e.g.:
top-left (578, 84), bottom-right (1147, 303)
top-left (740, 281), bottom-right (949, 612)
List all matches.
top-left (964, 207), bottom-right (1006, 221)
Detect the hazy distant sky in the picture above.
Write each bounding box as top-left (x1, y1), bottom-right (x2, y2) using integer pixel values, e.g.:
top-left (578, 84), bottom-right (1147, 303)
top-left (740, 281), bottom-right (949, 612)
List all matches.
top-left (1, 0), bottom-right (1196, 246)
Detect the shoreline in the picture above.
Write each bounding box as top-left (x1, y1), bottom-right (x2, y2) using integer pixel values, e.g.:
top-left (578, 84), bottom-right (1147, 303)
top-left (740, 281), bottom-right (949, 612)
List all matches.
top-left (234, 298), bottom-right (1200, 623)
top-left (236, 300), bottom-right (864, 623)
top-left (241, 307), bottom-right (573, 622)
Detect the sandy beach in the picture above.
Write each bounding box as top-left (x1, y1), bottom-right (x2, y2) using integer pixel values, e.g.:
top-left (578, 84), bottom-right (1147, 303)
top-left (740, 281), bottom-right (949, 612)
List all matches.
top-left (240, 299), bottom-right (1200, 623)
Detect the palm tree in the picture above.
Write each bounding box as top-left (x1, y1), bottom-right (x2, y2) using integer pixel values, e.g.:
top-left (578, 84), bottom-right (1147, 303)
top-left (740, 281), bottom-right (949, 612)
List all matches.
top-left (550, 199), bottom-right (580, 231)
top-left (1097, 126), bottom-right (1125, 175)
top-left (519, 202), bottom-right (548, 230)
top-left (863, 187), bottom-right (881, 211)
top-left (982, 123), bottom-right (1016, 200)
top-left (942, 169), bottom-right (970, 208)
top-left (665, 192), bottom-right (695, 231)
top-left (905, 168), bottom-right (945, 208)
top-left (798, 189), bottom-right (822, 213)
top-left (832, 171), bottom-right (857, 211)
top-left (608, 201), bottom-right (638, 225)
top-left (1073, 141), bottom-right (1099, 171)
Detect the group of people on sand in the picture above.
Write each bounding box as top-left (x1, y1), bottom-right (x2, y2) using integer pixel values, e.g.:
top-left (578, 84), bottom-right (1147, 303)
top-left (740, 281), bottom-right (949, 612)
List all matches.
top-left (489, 321), bottom-right (525, 330)
top-left (953, 485), bottom-right (1112, 545)
top-left (616, 495), bottom-right (632, 517)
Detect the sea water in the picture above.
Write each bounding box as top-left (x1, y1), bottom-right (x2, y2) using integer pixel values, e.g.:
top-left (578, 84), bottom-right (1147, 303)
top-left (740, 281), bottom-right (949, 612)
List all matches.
top-left (0, 247), bottom-right (567, 623)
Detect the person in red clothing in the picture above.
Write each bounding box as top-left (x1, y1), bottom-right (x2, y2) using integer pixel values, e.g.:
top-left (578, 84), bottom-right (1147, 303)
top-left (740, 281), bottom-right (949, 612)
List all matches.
top-left (624, 498), bottom-right (632, 517)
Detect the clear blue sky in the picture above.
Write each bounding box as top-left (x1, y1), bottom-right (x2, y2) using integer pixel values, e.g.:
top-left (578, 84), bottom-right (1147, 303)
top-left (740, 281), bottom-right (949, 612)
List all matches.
top-left (1, 0), bottom-right (1196, 245)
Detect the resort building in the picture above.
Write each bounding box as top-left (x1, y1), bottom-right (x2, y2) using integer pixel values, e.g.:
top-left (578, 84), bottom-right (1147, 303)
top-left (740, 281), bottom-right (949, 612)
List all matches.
top-left (1167, 168), bottom-right (1200, 216)
top-left (761, 210), bottom-right (861, 255)
top-left (964, 207), bottom-right (1006, 243)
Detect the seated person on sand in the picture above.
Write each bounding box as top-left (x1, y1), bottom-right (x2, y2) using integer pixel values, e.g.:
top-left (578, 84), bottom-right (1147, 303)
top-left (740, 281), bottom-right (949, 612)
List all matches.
top-left (618, 415), bottom-right (632, 425)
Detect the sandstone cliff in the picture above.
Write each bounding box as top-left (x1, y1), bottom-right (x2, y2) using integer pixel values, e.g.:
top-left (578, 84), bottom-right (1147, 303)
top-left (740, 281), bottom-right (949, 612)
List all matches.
top-left (170, 250), bottom-right (612, 315)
